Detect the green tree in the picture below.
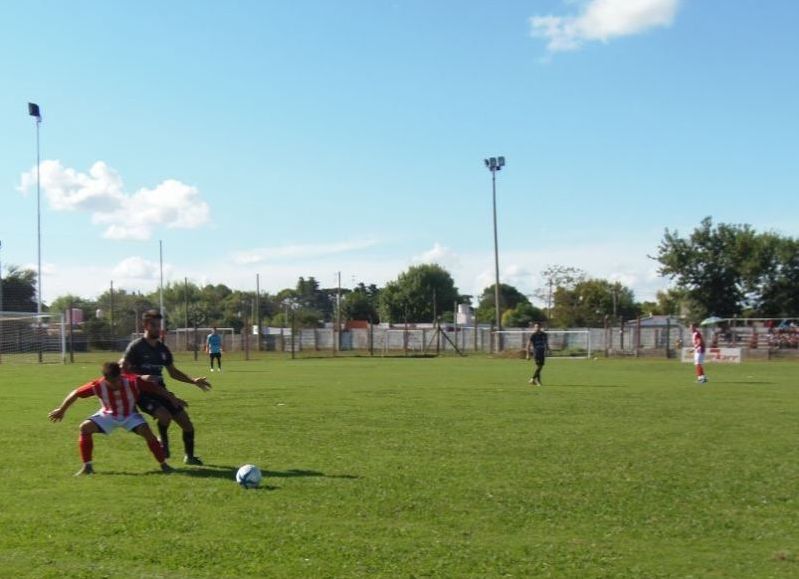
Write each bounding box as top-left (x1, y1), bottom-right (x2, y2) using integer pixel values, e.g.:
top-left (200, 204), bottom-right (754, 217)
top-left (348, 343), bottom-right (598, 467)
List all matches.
top-left (342, 283), bottom-right (380, 322)
top-left (535, 265), bottom-right (587, 318)
top-left (550, 279), bottom-right (638, 327)
top-left (745, 234), bottom-right (799, 316)
top-left (475, 283), bottom-right (530, 324)
top-left (1, 266), bottom-right (38, 312)
top-left (655, 217), bottom-right (761, 318)
top-left (379, 264), bottom-right (460, 324)
top-left (502, 302), bottom-right (547, 328)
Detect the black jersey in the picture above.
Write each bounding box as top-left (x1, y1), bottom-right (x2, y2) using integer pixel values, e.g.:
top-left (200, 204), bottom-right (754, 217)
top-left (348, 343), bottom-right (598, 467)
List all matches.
top-left (123, 337), bottom-right (173, 381)
top-left (528, 330), bottom-right (548, 352)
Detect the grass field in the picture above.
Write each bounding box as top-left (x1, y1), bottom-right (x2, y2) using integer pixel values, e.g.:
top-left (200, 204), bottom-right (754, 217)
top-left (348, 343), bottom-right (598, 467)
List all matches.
top-left (1, 355), bottom-right (798, 578)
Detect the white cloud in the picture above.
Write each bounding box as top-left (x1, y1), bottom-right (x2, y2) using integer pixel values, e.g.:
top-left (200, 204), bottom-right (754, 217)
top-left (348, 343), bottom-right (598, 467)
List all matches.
top-left (232, 239), bottom-right (378, 265)
top-left (111, 256), bottom-right (165, 280)
top-left (18, 161), bottom-right (210, 240)
top-left (531, 0), bottom-right (680, 53)
top-left (411, 242), bottom-right (460, 267)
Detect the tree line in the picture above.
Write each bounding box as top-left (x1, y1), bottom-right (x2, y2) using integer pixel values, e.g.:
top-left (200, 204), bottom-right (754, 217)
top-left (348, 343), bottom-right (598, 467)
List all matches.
top-left (1, 218), bottom-right (796, 340)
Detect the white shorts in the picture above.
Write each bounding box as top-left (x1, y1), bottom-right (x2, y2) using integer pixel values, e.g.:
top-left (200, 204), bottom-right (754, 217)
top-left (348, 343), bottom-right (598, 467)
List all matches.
top-left (88, 411), bottom-right (147, 435)
top-left (694, 351), bottom-right (705, 365)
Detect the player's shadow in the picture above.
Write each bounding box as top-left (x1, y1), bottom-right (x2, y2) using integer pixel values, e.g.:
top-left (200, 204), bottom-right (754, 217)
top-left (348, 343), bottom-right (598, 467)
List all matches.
top-left (168, 464), bottom-right (279, 490)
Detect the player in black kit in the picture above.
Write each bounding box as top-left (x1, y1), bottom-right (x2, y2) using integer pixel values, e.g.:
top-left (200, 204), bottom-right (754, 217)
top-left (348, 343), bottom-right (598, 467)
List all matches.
top-left (526, 322), bottom-right (549, 386)
top-left (122, 309), bottom-right (211, 465)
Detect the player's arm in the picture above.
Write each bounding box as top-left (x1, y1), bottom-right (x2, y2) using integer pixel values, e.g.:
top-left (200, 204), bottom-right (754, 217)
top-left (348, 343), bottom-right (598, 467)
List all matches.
top-left (165, 363), bottom-right (211, 391)
top-left (48, 383), bottom-right (94, 422)
top-left (120, 342), bottom-right (136, 373)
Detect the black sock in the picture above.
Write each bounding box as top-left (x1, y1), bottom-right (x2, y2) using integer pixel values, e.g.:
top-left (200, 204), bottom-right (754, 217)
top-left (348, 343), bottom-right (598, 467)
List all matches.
top-left (158, 423), bottom-right (170, 449)
top-left (183, 430), bottom-right (195, 457)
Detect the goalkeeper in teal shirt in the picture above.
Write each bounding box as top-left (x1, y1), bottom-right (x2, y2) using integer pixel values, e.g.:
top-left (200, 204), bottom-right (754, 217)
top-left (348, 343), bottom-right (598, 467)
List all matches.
top-left (206, 327), bottom-right (224, 372)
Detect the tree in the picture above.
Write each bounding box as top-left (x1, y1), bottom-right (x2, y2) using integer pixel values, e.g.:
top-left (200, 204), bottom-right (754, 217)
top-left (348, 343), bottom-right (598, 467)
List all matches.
top-left (1, 266), bottom-right (38, 312)
top-left (745, 235), bottom-right (799, 316)
top-left (535, 265), bottom-right (587, 318)
top-left (475, 283), bottom-right (530, 324)
top-left (379, 264), bottom-right (460, 324)
top-left (502, 302), bottom-right (547, 328)
top-left (550, 279), bottom-right (638, 327)
top-left (655, 217), bottom-right (763, 319)
top-left (342, 283), bottom-right (380, 322)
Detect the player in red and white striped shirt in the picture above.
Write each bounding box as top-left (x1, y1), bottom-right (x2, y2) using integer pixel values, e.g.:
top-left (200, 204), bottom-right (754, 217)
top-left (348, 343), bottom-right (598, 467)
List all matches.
top-left (49, 361), bottom-right (180, 475)
top-left (691, 323), bottom-right (708, 384)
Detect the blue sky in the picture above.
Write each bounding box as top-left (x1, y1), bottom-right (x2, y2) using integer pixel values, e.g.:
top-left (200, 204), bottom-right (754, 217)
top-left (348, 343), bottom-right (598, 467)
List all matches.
top-left (1, 0), bottom-right (797, 306)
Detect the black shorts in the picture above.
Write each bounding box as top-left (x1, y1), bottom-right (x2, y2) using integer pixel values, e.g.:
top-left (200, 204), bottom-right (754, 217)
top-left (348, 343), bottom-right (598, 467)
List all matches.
top-left (532, 349), bottom-right (546, 365)
top-left (209, 353), bottom-right (221, 361)
top-left (137, 393), bottom-right (185, 418)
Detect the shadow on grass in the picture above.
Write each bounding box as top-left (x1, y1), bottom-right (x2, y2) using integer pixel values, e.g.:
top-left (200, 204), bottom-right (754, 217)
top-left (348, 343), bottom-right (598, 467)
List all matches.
top-left (92, 465), bottom-right (359, 488)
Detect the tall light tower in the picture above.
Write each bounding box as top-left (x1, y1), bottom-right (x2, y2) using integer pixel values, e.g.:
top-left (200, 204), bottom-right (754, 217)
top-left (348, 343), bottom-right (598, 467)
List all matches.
top-left (28, 103), bottom-right (42, 314)
top-left (484, 156), bottom-right (505, 334)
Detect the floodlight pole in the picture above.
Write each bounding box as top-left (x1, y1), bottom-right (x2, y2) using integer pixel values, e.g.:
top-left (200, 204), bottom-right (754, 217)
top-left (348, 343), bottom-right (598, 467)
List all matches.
top-left (484, 156), bottom-right (506, 335)
top-left (27, 105), bottom-right (43, 315)
top-left (159, 240), bottom-right (165, 334)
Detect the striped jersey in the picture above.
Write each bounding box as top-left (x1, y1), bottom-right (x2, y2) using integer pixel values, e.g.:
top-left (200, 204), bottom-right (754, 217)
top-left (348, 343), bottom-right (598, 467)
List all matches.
top-left (75, 373), bottom-right (163, 418)
top-left (692, 329), bottom-right (706, 354)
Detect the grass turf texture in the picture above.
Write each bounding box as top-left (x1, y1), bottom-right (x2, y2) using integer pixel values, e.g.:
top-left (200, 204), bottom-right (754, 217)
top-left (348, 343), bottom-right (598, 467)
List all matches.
top-left (1, 356), bottom-right (798, 577)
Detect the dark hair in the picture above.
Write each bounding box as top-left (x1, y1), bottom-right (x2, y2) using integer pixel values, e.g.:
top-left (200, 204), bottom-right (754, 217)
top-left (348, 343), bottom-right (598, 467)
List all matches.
top-left (102, 361), bottom-right (121, 379)
top-left (142, 308), bottom-right (163, 321)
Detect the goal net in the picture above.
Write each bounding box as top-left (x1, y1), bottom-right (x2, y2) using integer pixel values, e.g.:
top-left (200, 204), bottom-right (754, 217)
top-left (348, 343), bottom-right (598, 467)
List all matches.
top-left (493, 329), bottom-right (592, 359)
top-left (0, 312), bottom-right (66, 364)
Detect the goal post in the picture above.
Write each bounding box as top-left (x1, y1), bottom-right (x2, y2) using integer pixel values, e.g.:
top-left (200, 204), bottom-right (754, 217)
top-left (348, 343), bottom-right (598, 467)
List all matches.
top-left (493, 329), bottom-right (592, 359)
top-left (0, 312), bottom-right (66, 364)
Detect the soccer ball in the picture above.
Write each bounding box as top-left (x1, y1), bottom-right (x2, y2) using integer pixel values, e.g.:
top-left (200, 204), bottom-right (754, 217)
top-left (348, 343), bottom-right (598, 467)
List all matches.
top-left (236, 464), bottom-right (262, 489)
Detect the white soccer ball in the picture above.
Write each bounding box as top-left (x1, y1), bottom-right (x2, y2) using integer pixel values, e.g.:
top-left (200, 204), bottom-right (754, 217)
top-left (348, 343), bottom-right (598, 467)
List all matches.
top-left (236, 464), bottom-right (262, 489)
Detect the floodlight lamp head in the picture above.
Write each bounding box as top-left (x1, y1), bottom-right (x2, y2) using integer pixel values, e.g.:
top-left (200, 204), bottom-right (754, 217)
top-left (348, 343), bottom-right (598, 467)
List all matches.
top-left (498, 156), bottom-right (505, 167)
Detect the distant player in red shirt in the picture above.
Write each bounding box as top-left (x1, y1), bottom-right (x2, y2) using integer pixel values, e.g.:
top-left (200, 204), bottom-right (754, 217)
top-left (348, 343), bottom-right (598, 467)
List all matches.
top-left (48, 361), bottom-right (181, 476)
top-left (691, 323), bottom-right (708, 383)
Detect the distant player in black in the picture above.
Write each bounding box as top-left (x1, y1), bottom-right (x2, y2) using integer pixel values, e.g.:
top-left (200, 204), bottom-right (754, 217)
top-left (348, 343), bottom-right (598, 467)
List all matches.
top-left (526, 322), bottom-right (549, 386)
top-left (122, 309), bottom-right (211, 465)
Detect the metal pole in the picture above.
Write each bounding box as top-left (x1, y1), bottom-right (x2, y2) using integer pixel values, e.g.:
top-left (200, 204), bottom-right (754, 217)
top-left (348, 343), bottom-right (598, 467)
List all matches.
top-left (36, 118), bottom-right (42, 316)
top-left (291, 305), bottom-right (296, 360)
top-left (159, 240), bottom-right (165, 335)
top-left (184, 277), bottom-right (189, 338)
top-left (109, 280), bottom-right (115, 347)
top-left (491, 168), bottom-right (501, 334)
top-left (256, 273), bottom-right (261, 351)
top-left (336, 271), bottom-right (341, 353)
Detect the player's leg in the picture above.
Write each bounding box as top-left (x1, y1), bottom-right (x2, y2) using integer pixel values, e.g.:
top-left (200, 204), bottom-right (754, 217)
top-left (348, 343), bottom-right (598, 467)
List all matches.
top-left (209, 353), bottom-right (214, 372)
top-left (533, 351), bottom-right (545, 384)
top-left (139, 394), bottom-right (173, 457)
top-left (216, 353), bottom-right (222, 372)
top-left (132, 421), bottom-right (174, 473)
top-left (76, 419), bottom-right (101, 475)
top-left (694, 352), bottom-right (706, 383)
top-left (172, 408), bottom-right (202, 465)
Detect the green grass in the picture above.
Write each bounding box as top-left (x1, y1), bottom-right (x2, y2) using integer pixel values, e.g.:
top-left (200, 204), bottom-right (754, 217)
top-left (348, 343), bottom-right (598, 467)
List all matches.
top-left (1, 355), bottom-right (798, 577)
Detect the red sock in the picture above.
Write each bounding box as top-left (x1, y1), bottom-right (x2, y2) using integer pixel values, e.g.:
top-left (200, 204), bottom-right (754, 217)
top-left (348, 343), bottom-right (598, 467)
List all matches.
top-left (147, 438), bottom-right (166, 463)
top-left (696, 365), bottom-right (705, 377)
top-left (79, 433), bottom-right (93, 463)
